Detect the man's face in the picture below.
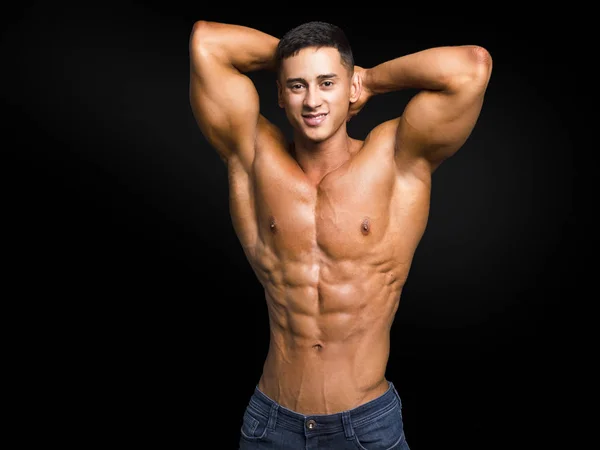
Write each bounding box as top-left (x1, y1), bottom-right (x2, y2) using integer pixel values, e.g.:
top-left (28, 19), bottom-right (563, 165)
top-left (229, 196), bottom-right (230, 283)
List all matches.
top-left (277, 47), bottom-right (357, 143)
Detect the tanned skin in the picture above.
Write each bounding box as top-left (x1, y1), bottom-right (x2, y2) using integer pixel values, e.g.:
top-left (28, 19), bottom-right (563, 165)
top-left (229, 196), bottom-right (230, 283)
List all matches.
top-left (189, 20), bottom-right (492, 415)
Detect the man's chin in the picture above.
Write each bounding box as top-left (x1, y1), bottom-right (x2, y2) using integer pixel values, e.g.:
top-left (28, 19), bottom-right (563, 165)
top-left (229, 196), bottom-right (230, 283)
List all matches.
top-left (302, 130), bottom-right (328, 143)
top-left (296, 123), bottom-right (331, 140)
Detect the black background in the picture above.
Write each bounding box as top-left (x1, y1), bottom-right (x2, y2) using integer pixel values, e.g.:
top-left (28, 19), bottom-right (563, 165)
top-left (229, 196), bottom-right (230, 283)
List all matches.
top-left (3, 3), bottom-right (580, 449)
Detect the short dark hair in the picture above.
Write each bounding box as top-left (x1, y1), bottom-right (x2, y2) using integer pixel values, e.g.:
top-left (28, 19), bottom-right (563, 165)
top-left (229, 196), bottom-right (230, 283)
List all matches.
top-left (275, 21), bottom-right (354, 75)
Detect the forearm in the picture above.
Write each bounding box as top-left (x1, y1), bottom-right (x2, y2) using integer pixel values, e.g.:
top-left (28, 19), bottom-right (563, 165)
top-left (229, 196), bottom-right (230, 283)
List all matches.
top-left (364, 45), bottom-right (491, 95)
top-left (190, 20), bottom-right (279, 73)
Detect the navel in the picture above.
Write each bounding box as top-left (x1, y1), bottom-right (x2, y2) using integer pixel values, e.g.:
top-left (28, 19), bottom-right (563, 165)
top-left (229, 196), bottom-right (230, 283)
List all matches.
top-left (269, 216), bottom-right (277, 234)
top-left (361, 217), bottom-right (370, 236)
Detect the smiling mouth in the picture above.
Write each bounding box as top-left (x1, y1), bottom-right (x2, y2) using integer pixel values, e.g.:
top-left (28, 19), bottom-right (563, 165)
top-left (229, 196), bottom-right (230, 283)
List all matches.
top-left (302, 113), bottom-right (328, 127)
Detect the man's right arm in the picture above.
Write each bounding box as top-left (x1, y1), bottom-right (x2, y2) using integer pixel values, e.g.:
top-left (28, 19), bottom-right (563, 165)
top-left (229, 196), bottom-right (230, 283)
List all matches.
top-left (188, 21), bottom-right (279, 168)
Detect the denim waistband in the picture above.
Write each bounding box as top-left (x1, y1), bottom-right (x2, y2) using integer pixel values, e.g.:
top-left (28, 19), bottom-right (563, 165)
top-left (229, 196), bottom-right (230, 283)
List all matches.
top-left (247, 381), bottom-right (401, 437)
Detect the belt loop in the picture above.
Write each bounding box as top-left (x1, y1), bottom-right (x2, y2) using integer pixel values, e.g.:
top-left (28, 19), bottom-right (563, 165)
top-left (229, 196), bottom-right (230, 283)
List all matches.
top-left (267, 403), bottom-right (279, 431)
top-left (341, 411), bottom-right (354, 439)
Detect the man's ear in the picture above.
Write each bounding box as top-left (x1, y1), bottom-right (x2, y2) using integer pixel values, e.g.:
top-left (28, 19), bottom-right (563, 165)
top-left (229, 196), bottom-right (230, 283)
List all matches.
top-left (276, 80), bottom-right (284, 108)
top-left (349, 71), bottom-right (361, 104)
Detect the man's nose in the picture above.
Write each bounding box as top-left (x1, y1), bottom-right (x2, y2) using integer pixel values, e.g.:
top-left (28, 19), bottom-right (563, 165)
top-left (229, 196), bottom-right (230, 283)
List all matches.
top-left (303, 87), bottom-right (322, 109)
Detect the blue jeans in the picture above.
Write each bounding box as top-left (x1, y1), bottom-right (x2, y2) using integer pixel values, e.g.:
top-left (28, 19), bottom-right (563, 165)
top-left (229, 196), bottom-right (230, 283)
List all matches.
top-left (239, 381), bottom-right (410, 449)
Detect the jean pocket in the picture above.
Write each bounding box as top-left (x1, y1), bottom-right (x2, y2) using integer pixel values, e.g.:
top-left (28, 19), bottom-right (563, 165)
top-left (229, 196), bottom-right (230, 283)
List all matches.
top-left (240, 408), bottom-right (269, 441)
top-left (353, 404), bottom-right (406, 450)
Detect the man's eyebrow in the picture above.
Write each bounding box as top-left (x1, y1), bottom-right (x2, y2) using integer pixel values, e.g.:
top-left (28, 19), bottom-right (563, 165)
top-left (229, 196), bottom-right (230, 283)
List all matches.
top-left (285, 73), bottom-right (339, 84)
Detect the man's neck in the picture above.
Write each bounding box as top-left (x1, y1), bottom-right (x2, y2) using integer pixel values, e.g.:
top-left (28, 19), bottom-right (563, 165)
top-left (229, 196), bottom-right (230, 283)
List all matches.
top-left (291, 130), bottom-right (354, 185)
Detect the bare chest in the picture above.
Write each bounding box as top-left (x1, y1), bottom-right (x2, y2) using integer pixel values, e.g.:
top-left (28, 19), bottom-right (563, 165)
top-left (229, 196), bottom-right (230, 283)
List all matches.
top-left (278, 178), bottom-right (390, 256)
top-left (229, 155), bottom-right (421, 261)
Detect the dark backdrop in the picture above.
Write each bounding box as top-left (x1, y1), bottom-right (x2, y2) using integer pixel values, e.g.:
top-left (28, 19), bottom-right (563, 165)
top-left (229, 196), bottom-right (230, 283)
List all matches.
top-left (3, 3), bottom-right (578, 449)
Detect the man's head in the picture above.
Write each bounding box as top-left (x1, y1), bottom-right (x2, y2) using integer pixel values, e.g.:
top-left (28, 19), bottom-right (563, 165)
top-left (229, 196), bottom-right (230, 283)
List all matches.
top-left (275, 21), bottom-right (361, 143)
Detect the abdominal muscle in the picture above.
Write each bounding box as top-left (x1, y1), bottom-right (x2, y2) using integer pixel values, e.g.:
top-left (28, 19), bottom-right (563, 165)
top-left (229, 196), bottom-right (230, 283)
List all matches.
top-left (255, 256), bottom-right (403, 415)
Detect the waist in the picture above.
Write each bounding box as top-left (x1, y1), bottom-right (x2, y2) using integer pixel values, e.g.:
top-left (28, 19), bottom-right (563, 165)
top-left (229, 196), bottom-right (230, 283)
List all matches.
top-left (247, 381), bottom-right (401, 435)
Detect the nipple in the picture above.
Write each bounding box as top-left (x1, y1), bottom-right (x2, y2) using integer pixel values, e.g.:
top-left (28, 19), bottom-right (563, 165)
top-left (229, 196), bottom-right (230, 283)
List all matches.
top-left (361, 218), bottom-right (370, 236)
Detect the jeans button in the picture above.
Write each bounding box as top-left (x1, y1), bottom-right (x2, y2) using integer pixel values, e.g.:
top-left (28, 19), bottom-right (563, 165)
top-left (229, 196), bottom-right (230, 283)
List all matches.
top-left (306, 419), bottom-right (316, 430)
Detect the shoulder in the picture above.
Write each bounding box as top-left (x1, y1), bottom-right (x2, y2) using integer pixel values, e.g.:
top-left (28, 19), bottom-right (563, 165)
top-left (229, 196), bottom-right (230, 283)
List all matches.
top-left (256, 115), bottom-right (288, 151)
top-left (243, 115), bottom-right (298, 173)
top-left (226, 115), bottom-right (288, 172)
top-left (360, 117), bottom-right (402, 154)
top-left (361, 117), bottom-right (432, 182)
top-left (365, 118), bottom-right (401, 145)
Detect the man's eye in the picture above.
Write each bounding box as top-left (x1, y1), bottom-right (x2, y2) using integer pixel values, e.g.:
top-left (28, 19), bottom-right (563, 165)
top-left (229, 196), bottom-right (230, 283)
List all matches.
top-left (322, 81), bottom-right (333, 87)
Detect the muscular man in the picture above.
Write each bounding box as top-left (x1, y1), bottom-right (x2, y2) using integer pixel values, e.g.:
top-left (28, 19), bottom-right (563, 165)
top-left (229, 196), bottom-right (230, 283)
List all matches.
top-left (189, 20), bottom-right (492, 449)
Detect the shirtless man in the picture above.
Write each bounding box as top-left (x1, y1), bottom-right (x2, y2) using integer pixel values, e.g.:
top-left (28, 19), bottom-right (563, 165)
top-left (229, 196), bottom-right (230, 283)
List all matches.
top-left (189, 19), bottom-right (492, 449)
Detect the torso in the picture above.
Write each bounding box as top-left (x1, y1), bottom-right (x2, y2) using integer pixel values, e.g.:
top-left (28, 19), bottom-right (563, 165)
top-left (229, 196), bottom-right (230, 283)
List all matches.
top-left (228, 118), bottom-right (431, 414)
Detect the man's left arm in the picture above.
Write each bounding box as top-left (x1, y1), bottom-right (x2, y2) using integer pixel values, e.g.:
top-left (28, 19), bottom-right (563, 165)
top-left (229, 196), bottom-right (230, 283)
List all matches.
top-left (361, 45), bottom-right (493, 173)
